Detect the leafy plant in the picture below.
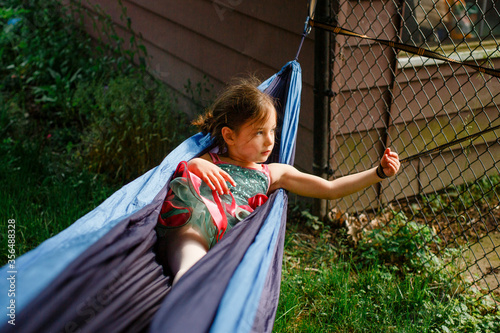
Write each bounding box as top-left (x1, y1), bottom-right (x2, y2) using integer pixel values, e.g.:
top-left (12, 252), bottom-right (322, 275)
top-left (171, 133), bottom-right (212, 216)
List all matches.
top-left (300, 209), bottom-right (324, 231)
top-left (184, 75), bottom-right (215, 115)
top-left (426, 293), bottom-right (500, 333)
top-left (277, 203), bottom-right (499, 332)
top-left (76, 74), bottom-right (191, 183)
top-left (1, 1), bottom-right (97, 119)
top-left (420, 174), bottom-right (500, 216)
top-left (353, 210), bottom-right (431, 266)
top-left (75, 0), bottom-right (149, 73)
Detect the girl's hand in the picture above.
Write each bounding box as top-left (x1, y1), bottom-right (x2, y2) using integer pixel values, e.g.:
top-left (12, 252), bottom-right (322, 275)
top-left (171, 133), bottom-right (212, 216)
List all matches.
top-left (379, 148), bottom-right (400, 178)
top-left (188, 158), bottom-right (236, 195)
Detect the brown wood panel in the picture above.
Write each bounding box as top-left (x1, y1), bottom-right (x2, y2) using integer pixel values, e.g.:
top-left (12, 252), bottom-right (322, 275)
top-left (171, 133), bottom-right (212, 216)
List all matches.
top-left (330, 129), bottom-right (384, 173)
top-left (365, 136), bottom-right (499, 205)
top-left (298, 83), bottom-right (315, 131)
top-left (328, 128), bottom-right (385, 211)
top-left (77, 8), bottom-right (225, 96)
top-left (383, 114), bottom-right (500, 203)
top-left (418, 142), bottom-right (500, 193)
top-left (337, 0), bottom-right (398, 44)
top-left (80, 0), bottom-right (276, 78)
top-left (129, 0), bottom-right (309, 37)
top-left (77, 1), bottom-right (315, 103)
top-left (294, 126), bottom-right (314, 174)
top-left (331, 185), bottom-right (380, 213)
top-left (380, 158), bottom-right (421, 205)
top-left (336, 43), bottom-right (395, 90)
top-left (332, 88), bottom-right (390, 134)
top-left (222, 0), bottom-right (308, 34)
top-left (78, 0), bottom-right (315, 89)
top-left (391, 71), bottom-right (500, 123)
top-left (121, 0), bottom-right (315, 85)
top-left (389, 108), bottom-right (500, 161)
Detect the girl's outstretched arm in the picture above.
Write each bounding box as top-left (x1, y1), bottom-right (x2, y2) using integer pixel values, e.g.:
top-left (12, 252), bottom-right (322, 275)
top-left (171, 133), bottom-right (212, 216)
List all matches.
top-left (268, 148), bottom-right (400, 200)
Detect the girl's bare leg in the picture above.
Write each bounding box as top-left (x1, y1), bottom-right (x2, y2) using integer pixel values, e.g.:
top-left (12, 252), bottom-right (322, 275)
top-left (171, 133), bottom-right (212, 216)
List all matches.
top-left (164, 226), bottom-right (209, 285)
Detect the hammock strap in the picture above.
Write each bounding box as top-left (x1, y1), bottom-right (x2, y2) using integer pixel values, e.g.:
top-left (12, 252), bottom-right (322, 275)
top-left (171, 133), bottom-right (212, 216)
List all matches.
top-left (295, 16), bottom-right (311, 61)
top-left (309, 19), bottom-right (500, 79)
top-left (400, 123), bottom-right (500, 163)
top-left (295, 0), bottom-right (317, 60)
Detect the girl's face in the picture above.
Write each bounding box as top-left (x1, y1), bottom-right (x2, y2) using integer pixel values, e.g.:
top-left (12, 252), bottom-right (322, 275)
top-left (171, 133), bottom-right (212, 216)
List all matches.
top-left (224, 103), bottom-right (277, 166)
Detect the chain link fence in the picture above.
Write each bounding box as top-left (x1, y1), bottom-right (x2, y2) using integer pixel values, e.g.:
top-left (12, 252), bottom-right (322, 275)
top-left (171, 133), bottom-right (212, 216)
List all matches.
top-left (326, 0), bottom-right (500, 301)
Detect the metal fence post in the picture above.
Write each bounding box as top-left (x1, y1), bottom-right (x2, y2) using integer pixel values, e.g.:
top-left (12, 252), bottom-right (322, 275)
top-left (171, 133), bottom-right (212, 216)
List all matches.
top-left (313, 0), bottom-right (332, 219)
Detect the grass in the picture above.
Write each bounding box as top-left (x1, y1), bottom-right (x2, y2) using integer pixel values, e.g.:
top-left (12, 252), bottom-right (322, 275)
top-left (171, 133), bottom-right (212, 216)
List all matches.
top-left (272, 214), bottom-right (500, 332)
top-left (0, 138), bottom-right (118, 262)
top-left (277, 264), bottom-right (439, 332)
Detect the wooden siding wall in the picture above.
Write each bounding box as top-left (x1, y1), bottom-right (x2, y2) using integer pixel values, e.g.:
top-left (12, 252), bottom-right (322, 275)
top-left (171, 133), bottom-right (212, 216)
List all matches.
top-left (388, 61), bottom-right (500, 203)
top-left (76, 0), bottom-right (316, 172)
top-left (329, 0), bottom-right (400, 211)
top-left (329, 0), bottom-right (500, 212)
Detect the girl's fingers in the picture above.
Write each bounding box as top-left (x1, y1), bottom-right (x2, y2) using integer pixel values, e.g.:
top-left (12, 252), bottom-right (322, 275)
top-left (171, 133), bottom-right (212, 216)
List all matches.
top-left (212, 170), bottom-right (236, 194)
top-left (383, 148), bottom-right (399, 159)
top-left (201, 169), bottom-right (235, 195)
top-left (211, 171), bottom-right (234, 195)
top-left (378, 148), bottom-right (400, 178)
top-left (381, 158), bottom-right (400, 177)
top-left (387, 160), bottom-right (400, 174)
top-left (202, 173), bottom-right (223, 194)
top-left (211, 173), bottom-right (226, 195)
top-left (204, 177), bottom-right (216, 192)
top-left (222, 172), bottom-right (237, 187)
top-left (381, 154), bottom-right (390, 167)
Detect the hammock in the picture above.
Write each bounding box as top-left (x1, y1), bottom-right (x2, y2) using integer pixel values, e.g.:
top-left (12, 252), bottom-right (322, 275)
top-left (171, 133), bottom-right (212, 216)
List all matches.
top-left (0, 60), bottom-right (302, 333)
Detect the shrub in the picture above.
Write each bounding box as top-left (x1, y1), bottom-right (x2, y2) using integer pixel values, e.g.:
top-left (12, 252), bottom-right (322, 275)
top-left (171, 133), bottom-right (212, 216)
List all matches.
top-left (75, 74), bottom-right (191, 183)
top-left (1, 0), bottom-right (193, 184)
top-left (0, 0), bottom-right (103, 123)
top-left (350, 208), bottom-right (464, 283)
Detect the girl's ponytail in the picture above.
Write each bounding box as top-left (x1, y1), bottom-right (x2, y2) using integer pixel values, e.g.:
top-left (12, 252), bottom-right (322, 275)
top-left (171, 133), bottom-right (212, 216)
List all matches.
top-left (192, 111), bottom-right (214, 134)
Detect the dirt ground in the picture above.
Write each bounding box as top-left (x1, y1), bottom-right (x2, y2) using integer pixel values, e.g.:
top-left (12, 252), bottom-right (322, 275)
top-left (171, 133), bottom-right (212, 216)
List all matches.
top-left (461, 231), bottom-right (500, 296)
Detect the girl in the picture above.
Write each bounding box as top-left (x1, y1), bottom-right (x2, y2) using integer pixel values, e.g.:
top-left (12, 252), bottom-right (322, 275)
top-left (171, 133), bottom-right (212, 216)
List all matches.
top-left (157, 78), bottom-right (400, 285)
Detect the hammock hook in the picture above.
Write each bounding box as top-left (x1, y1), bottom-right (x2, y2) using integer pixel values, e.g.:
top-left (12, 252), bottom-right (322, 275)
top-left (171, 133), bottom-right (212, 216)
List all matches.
top-left (295, 0), bottom-right (317, 61)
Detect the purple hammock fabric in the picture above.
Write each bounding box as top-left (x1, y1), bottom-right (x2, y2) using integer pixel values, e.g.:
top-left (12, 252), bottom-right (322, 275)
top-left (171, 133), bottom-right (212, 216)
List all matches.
top-left (1, 61), bottom-right (301, 333)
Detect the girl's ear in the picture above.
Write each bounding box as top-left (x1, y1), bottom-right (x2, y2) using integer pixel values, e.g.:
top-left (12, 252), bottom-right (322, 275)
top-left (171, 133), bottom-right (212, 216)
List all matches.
top-left (221, 126), bottom-right (235, 146)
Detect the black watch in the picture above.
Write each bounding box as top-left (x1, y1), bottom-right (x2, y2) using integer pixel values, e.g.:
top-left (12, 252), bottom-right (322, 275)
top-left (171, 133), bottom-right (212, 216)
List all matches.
top-left (376, 164), bottom-right (389, 179)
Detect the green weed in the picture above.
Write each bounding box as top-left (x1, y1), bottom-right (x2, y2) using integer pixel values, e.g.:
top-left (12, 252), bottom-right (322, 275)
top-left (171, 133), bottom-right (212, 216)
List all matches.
top-left (75, 74), bottom-right (191, 183)
top-left (276, 205), bottom-right (499, 332)
top-left (0, 137), bottom-right (117, 262)
top-left (420, 174), bottom-right (500, 217)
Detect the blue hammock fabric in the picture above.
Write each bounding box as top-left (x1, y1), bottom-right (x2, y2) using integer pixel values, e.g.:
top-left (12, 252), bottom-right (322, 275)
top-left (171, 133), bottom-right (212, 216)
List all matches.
top-left (0, 60), bottom-right (301, 332)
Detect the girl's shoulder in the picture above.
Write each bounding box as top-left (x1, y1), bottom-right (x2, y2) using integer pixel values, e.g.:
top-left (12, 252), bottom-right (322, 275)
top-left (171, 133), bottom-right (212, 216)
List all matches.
top-left (267, 162), bottom-right (293, 174)
top-left (267, 163), bottom-right (302, 192)
top-left (267, 162), bottom-right (291, 181)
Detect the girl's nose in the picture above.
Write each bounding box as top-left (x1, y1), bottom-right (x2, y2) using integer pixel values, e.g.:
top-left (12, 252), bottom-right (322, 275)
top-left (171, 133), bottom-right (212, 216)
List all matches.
top-left (265, 132), bottom-right (274, 145)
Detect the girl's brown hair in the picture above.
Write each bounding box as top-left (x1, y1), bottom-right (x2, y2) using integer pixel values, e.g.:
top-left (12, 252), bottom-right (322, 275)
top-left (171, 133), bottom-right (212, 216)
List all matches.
top-left (192, 76), bottom-right (276, 150)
